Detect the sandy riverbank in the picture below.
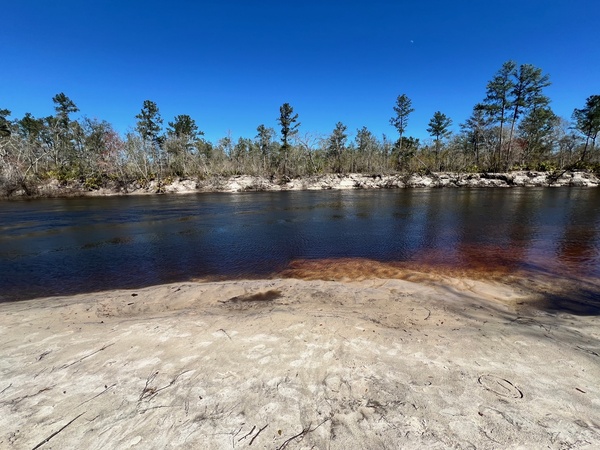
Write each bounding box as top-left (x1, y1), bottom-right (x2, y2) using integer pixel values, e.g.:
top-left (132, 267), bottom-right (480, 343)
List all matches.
top-left (1, 274), bottom-right (599, 449)
top-left (3, 170), bottom-right (599, 199)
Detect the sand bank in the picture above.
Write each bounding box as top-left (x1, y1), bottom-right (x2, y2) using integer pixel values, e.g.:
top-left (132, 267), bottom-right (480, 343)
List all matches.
top-left (1, 275), bottom-right (599, 449)
top-left (6, 170), bottom-right (599, 199)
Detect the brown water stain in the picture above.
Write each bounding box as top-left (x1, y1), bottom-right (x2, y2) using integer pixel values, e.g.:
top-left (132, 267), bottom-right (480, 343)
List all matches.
top-left (277, 257), bottom-right (517, 284)
top-left (277, 257), bottom-right (600, 316)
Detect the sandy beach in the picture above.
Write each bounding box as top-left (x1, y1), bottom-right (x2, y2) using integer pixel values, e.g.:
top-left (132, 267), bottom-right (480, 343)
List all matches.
top-left (1, 271), bottom-right (599, 449)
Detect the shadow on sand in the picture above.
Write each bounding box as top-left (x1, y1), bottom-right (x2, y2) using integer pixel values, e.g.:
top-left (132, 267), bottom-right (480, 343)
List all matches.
top-left (527, 285), bottom-right (600, 316)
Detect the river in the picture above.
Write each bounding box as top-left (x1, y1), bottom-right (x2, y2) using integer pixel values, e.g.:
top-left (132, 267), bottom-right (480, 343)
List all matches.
top-left (1, 188), bottom-right (599, 301)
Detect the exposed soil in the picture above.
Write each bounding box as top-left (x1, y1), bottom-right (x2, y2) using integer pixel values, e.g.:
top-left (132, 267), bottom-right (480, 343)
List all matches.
top-left (1, 274), bottom-right (599, 449)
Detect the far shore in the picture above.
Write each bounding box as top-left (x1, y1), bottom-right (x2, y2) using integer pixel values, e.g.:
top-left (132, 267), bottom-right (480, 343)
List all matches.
top-left (2, 170), bottom-right (599, 199)
top-left (1, 270), bottom-right (599, 448)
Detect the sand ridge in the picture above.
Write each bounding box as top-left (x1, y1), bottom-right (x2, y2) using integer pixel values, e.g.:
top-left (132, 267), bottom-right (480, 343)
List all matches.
top-left (1, 276), bottom-right (599, 449)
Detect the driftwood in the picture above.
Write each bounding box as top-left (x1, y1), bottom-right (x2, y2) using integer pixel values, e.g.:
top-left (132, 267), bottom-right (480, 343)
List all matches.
top-left (249, 424), bottom-right (268, 445)
top-left (277, 418), bottom-right (330, 450)
top-left (56, 343), bottom-right (114, 371)
top-left (31, 412), bottom-right (85, 449)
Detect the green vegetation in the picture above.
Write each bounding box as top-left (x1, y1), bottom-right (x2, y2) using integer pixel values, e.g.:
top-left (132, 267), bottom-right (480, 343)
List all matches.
top-left (427, 111), bottom-right (452, 170)
top-left (1, 61), bottom-right (599, 196)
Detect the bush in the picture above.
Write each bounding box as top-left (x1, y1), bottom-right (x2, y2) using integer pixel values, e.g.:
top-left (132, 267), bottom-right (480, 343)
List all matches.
top-left (536, 161), bottom-right (556, 172)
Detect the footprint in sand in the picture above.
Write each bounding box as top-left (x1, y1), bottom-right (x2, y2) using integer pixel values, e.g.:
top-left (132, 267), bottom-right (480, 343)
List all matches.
top-left (478, 374), bottom-right (523, 399)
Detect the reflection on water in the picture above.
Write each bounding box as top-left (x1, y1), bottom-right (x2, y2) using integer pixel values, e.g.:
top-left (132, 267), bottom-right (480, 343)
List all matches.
top-left (0, 188), bottom-right (599, 301)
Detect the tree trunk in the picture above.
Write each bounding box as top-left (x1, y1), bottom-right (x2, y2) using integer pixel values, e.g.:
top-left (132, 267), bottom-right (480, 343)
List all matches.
top-left (507, 105), bottom-right (520, 170)
top-left (398, 131), bottom-right (403, 166)
top-left (581, 136), bottom-right (590, 162)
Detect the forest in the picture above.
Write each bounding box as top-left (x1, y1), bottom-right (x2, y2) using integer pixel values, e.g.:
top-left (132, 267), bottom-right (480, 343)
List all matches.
top-left (1, 61), bottom-right (599, 196)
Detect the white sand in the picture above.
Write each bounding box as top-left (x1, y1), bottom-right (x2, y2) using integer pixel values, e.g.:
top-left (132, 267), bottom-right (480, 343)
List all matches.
top-left (1, 275), bottom-right (599, 449)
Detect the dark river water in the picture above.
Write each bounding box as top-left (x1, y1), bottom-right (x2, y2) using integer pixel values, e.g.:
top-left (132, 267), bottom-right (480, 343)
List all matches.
top-left (1, 188), bottom-right (599, 301)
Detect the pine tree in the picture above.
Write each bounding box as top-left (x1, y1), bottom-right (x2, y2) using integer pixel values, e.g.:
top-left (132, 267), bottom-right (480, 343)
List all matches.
top-left (256, 124), bottom-right (275, 172)
top-left (327, 122), bottom-right (348, 173)
top-left (461, 104), bottom-right (490, 167)
top-left (49, 93), bottom-right (79, 170)
top-left (518, 106), bottom-right (557, 167)
top-left (135, 100), bottom-right (164, 178)
top-left (136, 100), bottom-right (163, 144)
top-left (390, 94), bottom-right (414, 166)
top-left (167, 114), bottom-right (201, 139)
top-left (165, 114), bottom-right (201, 175)
top-left (483, 61), bottom-right (516, 170)
top-left (427, 111), bottom-right (452, 170)
top-left (507, 64), bottom-right (551, 165)
top-left (355, 126), bottom-right (378, 172)
top-left (52, 93), bottom-right (79, 129)
top-left (573, 95), bottom-right (600, 162)
top-left (0, 109), bottom-right (10, 138)
top-left (277, 103), bottom-right (300, 174)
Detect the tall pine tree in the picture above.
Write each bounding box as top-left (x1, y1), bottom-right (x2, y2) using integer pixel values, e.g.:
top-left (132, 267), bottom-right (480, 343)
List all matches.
top-left (277, 103), bottom-right (300, 175)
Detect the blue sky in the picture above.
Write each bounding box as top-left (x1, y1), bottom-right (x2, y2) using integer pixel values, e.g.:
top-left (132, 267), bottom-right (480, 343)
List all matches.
top-left (2, 0), bottom-right (599, 144)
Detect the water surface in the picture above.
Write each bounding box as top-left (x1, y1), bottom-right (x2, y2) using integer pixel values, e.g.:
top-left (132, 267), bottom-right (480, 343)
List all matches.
top-left (1, 188), bottom-right (599, 301)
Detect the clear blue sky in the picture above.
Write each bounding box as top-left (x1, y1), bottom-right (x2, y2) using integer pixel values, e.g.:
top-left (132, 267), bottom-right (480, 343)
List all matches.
top-left (2, 0), bottom-right (599, 144)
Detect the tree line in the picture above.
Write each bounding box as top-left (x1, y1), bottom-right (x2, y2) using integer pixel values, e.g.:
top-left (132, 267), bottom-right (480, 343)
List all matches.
top-left (1, 60), bottom-right (599, 195)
